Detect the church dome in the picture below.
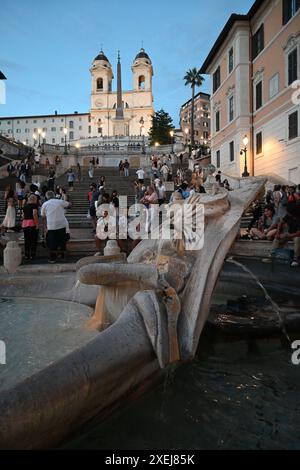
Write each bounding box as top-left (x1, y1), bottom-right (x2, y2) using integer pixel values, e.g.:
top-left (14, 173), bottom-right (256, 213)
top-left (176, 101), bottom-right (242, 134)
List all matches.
top-left (134, 48), bottom-right (151, 62)
top-left (94, 51), bottom-right (110, 63)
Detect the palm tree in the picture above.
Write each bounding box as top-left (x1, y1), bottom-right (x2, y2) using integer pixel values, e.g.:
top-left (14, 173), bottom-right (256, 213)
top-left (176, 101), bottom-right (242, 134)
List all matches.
top-left (184, 68), bottom-right (205, 148)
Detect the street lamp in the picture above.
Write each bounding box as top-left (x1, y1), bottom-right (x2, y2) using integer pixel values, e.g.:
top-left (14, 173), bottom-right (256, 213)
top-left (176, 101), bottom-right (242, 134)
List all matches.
top-left (141, 126), bottom-right (146, 154)
top-left (32, 133), bottom-right (37, 147)
top-left (184, 127), bottom-right (189, 146)
top-left (37, 128), bottom-right (42, 148)
top-left (41, 131), bottom-right (46, 154)
top-left (170, 130), bottom-right (174, 154)
top-left (241, 135), bottom-right (249, 178)
top-left (63, 127), bottom-right (68, 155)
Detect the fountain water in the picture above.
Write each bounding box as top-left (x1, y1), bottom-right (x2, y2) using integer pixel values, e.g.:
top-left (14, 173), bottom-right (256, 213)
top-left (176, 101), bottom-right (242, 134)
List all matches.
top-left (226, 258), bottom-right (292, 344)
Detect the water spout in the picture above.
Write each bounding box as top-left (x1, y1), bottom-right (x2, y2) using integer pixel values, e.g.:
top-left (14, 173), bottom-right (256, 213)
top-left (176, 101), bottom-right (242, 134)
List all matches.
top-left (226, 258), bottom-right (291, 344)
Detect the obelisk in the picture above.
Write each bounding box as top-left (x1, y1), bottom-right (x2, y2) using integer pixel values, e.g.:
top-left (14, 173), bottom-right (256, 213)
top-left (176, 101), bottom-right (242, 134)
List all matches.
top-left (116, 51), bottom-right (124, 120)
top-left (113, 51), bottom-right (126, 136)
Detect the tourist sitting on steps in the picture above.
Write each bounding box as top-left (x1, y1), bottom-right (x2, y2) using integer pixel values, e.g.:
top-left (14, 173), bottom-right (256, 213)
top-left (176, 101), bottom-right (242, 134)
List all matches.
top-left (269, 203), bottom-right (300, 268)
top-left (250, 205), bottom-right (279, 241)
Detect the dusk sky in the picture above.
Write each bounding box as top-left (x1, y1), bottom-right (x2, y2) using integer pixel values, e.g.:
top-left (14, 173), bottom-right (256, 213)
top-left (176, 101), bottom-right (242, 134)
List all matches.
top-left (1, 0), bottom-right (254, 127)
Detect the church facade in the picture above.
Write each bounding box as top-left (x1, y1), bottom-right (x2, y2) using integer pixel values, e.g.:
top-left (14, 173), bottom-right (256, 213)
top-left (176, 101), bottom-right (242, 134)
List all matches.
top-left (0, 48), bottom-right (154, 146)
top-left (90, 49), bottom-right (154, 138)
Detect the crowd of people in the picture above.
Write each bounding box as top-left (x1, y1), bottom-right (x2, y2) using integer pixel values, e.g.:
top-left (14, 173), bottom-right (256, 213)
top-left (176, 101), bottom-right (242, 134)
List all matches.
top-left (246, 184), bottom-right (300, 267)
top-left (1, 168), bottom-right (71, 263)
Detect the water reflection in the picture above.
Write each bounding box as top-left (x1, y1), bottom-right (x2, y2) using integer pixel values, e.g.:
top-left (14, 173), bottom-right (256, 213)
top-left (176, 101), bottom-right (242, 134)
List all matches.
top-left (62, 334), bottom-right (300, 450)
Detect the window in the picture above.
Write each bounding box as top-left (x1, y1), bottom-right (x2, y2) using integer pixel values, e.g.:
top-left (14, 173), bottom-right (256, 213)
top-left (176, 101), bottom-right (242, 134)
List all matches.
top-left (138, 75), bottom-right (145, 90)
top-left (204, 112), bottom-right (209, 118)
top-left (252, 24), bottom-right (264, 60)
top-left (228, 47), bottom-right (234, 74)
top-left (33, 120), bottom-right (37, 123)
top-left (52, 119), bottom-right (55, 123)
top-left (51, 127), bottom-right (56, 132)
top-left (69, 121), bottom-right (74, 129)
top-left (269, 73), bottom-right (279, 98)
top-left (79, 125), bottom-right (82, 130)
top-left (88, 126), bottom-right (91, 133)
top-left (61, 137), bottom-right (64, 143)
top-left (256, 132), bottom-right (263, 154)
top-left (69, 131), bottom-right (74, 140)
top-left (229, 141), bottom-right (235, 162)
top-left (213, 67), bottom-right (221, 93)
top-left (203, 131), bottom-right (209, 139)
top-left (203, 121), bottom-right (209, 128)
top-left (216, 150), bottom-right (220, 168)
top-left (256, 81), bottom-right (263, 110)
top-left (52, 138), bottom-right (56, 144)
top-left (229, 96), bottom-right (234, 122)
top-left (289, 111), bottom-right (298, 140)
top-left (16, 129), bottom-right (21, 133)
top-left (97, 78), bottom-right (103, 90)
top-left (288, 49), bottom-right (298, 85)
top-left (43, 120), bottom-right (46, 123)
top-left (283, 0), bottom-right (300, 25)
top-left (61, 118), bottom-right (64, 122)
top-left (7, 121), bottom-right (10, 124)
top-left (216, 111), bottom-right (220, 132)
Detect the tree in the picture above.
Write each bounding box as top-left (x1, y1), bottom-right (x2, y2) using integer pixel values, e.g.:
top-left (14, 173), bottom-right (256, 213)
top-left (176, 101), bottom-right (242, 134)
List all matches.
top-left (148, 109), bottom-right (175, 146)
top-left (184, 68), bottom-right (205, 148)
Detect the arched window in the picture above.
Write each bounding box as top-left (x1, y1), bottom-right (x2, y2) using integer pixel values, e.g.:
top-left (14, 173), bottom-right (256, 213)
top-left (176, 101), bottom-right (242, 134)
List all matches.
top-left (138, 75), bottom-right (145, 89)
top-left (97, 78), bottom-right (103, 91)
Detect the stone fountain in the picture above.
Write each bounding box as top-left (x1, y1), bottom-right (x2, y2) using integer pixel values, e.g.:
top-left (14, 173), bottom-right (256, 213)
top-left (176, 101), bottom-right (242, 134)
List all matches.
top-left (0, 176), bottom-right (266, 449)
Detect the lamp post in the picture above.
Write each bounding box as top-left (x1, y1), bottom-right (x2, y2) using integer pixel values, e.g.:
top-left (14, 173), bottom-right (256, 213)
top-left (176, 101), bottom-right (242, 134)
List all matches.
top-left (75, 142), bottom-right (80, 163)
top-left (37, 128), bottom-right (42, 148)
top-left (141, 126), bottom-right (146, 154)
top-left (241, 135), bottom-right (249, 178)
top-left (184, 127), bottom-right (189, 146)
top-left (32, 133), bottom-right (37, 147)
top-left (63, 127), bottom-right (68, 155)
top-left (41, 131), bottom-right (46, 154)
top-left (170, 130), bottom-right (174, 154)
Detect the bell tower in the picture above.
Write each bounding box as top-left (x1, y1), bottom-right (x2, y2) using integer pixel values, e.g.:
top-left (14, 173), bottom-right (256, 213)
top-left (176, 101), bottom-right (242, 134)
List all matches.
top-left (90, 50), bottom-right (113, 108)
top-left (132, 48), bottom-right (153, 92)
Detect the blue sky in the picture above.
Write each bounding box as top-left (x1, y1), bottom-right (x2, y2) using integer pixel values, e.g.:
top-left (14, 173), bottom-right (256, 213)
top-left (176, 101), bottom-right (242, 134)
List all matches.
top-left (0, 0), bottom-right (254, 126)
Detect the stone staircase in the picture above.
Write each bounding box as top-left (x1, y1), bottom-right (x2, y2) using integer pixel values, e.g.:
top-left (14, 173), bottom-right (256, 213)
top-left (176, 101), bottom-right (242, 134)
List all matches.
top-left (55, 167), bottom-right (150, 228)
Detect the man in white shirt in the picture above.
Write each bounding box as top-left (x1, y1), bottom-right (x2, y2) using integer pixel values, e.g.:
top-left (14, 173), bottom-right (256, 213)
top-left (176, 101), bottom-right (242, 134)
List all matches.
top-left (41, 191), bottom-right (70, 263)
top-left (136, 168), bottom-right (145, 184)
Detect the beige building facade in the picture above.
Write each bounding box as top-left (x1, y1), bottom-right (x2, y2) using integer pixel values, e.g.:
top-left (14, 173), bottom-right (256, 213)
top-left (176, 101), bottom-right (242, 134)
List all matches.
top-left (180, 92), bottom-right (211, 146)
top-left (200, 0), bottom-right (300, 183)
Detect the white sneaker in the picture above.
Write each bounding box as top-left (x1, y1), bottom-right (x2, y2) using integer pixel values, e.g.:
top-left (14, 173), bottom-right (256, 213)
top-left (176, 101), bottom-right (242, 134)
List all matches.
top-left (94, 252), bottom-right (101, 257)
top-left (291, 261), bottom-right (299, 268)
top-left (262, 258), bottom-right (272, 264)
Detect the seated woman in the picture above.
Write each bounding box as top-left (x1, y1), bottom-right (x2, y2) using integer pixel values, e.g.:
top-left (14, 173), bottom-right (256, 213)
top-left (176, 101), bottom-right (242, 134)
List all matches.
top-left (250, 205), bottom-right (280, 241)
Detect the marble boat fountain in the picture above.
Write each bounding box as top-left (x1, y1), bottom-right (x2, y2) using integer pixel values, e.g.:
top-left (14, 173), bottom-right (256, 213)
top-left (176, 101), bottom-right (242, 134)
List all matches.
top-left (0, 176), bottom-right (266, 449)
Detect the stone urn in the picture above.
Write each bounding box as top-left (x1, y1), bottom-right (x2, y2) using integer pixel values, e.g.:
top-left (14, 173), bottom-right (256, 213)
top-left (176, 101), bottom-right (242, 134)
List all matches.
top-left (104, 240), bottom-right (121, 257)
top-left (3, 241), bottom-right (22, 274)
